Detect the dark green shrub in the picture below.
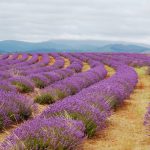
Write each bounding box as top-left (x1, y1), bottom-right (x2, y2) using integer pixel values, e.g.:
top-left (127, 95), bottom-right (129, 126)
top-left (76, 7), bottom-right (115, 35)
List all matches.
top-left (12, 81), bottom-right (33, 93)
top-left (69, 113), bottom-right (97, 137)
top-left (35, 93), bottom-right (55, 104)
top-left (0, 116), bottom-right (3, 130)
top-left (32, 78), bottom-right (46, 89)
top-left (54, 89), bottom-right (67, 100)
top-left (24, 138), bottom-right (49, 150)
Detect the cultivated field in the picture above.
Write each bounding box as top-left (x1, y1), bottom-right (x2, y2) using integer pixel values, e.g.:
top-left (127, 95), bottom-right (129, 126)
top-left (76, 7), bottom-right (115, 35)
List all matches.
top-left (0, 53), bottom-right (149, 150)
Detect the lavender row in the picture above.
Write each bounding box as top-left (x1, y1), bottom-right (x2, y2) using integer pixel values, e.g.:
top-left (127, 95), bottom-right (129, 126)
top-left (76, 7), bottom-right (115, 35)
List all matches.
top-left (0, 53), bottom-right (63, 80)
top-left (0, 53), bottom-right (28, 68)
top-left (0, 53), bottom-right (61, 74)
top-left (0, 54), bottom-right (9, 61)
top-left (20, 54), bottom-right (64, 75)
top-left (90, 53), bottom-right (150, 67)
top-left (0, 62), bottom-right (138, 149)
top-left (2, 56), bottom-right (83, 92)
top-left (35, 64), bottom-right (106, 104)
top-left (0, 117), bottom-right (85, 150)
top-left (0, 54), bottom-right (67, 91)
top-left (70, 53), bottom-right (101, 68)
top-left (8, 54), bottom-right (97, 94)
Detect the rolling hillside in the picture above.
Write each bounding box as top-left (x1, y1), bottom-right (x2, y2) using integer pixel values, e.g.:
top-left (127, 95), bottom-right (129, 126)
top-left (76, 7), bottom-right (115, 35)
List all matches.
top-left (0, 40), bottom-right (149, 53)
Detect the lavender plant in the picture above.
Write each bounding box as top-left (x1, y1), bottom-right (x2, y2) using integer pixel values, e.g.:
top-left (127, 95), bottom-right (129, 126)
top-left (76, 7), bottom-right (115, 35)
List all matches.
top-left (0, 117), bottom-right (85, 150)
top-left (0, 90), bottom-right (35, 130)
top-left (9, 77), bottom-right (34, 93)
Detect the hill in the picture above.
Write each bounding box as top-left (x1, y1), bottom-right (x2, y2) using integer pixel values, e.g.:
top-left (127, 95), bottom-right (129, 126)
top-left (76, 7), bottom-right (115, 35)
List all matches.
top-left (0, 40), bottom-right (149, 53)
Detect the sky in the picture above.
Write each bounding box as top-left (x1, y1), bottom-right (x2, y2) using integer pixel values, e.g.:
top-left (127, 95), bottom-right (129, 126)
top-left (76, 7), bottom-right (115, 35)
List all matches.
top-left (0, 0), bottom-right (150, 44)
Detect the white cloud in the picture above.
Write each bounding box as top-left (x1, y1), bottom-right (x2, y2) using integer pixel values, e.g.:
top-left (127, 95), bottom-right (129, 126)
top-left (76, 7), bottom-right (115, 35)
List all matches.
top-left (0, 0), bottom-right (150, 44)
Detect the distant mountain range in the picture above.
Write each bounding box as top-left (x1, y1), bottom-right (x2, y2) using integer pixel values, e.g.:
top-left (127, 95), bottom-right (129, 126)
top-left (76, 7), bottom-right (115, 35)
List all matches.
top-left (0, 40), bottom-right (150, 53)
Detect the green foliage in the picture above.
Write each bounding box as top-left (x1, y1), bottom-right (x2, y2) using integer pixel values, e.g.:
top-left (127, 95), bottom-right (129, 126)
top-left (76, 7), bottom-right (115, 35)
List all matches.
top-left (12, 81), bottom-right (33, 93)
top-left (0, 116), bottom-right (3, 130)
top-left (105, 95), bottom-right (118, 109)
top-left (24, 137), bottom-right (67, 150)
top-left (66, 112), bottom-right (97, 138)
top-left (32, 78), bottom-right (45, 89)
top-left (8, 112), bottom-right (16, 122)
top-left (51, 110), bottom-right (97, 137)
top-left (25, 138), bottom-right (49, 150)
top-left (35, 93), bottom-right (55, 104)
top-left (69, 86), bottom-right (78, 95)
top-left (85, 120), bottom-right (97, 137)
top-left (8, 106), bottom-right (31, 122)
top-left (19, 107), bottom-right (32, 120)
top-left (54, 89), bottom-right (67, 100)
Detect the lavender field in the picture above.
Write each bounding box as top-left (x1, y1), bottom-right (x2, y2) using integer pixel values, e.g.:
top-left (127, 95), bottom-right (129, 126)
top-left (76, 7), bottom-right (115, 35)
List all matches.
top-left (0, 53), bottom-right (149, 150)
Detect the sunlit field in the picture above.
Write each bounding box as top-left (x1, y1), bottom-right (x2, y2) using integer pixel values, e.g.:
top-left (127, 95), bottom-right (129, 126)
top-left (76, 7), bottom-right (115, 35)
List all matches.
top-left (0, 53), bottom-right (149, 150)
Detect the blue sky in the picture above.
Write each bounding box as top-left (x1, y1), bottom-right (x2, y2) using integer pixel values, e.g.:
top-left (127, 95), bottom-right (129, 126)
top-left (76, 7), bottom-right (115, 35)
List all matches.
top-left (0, 0), bottom-right (150, 44)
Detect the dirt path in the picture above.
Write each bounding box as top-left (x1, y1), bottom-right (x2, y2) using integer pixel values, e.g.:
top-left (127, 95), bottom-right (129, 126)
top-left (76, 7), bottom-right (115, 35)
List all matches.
top-left (82, 62), bottom-right (91, 72)
top-left (27, 54), bottom-right (32, 60)
top-left (62, 57), bottom-right (70, 68)
top-left (18, 54), bottom-right (22, 59)
top-left (48, 56), bottom-right (55, 66)
top-left (105, 65), bottom-right (115, 77)
top-left (82, 67), bottom-right (150, 150)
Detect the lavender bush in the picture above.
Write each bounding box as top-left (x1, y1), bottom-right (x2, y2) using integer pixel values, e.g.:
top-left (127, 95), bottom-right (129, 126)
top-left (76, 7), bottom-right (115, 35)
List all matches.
top-left (35, 65), bottom-right (107, 104)
top-left (9, 77), bottom-right (34, 93)
top-left (0, 90), bottom-right (35, 130)
top-left (0, 117), bottom-right (85, 150)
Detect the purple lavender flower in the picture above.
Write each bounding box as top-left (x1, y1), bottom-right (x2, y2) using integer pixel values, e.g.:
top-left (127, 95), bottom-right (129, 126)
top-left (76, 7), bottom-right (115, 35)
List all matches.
top-left (0, 90), bottom-right (35, 130)
top-left (36, 65), bottom-right (107, 104)
top-left (0, 117), bottom-right (85, 150)
top-left (0, 81), bottom-right (17, 92)
top-left (9, 76), bottom-right (34, 93)
top-left (29, 74), bottom-right (50, 88)
top-left (41, 98), bottom-right (106, 137)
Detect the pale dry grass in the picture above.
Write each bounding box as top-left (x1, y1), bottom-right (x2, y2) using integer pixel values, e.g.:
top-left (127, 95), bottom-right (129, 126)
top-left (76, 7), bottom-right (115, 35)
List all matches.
top-left (18, 54), bottom-right (22, 59)
top-left (0, 125), bottom-right (20, 142)
top-left (105, 65), bottom-right (115, 77)
top-left (48, 56), bottom-right (55, 66)
top-left (38, 55), bottom-right (42, 62)
top-left (8, 54), bottom-right (12, 59)
top-left (27, 54), bottom-right (32, 60)
top-left (82, 67), bottom-right (150, 150)
top-left (82, 62), bottom-right (91, 72)
top-left (62, 57), bottom-right (70, 68)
